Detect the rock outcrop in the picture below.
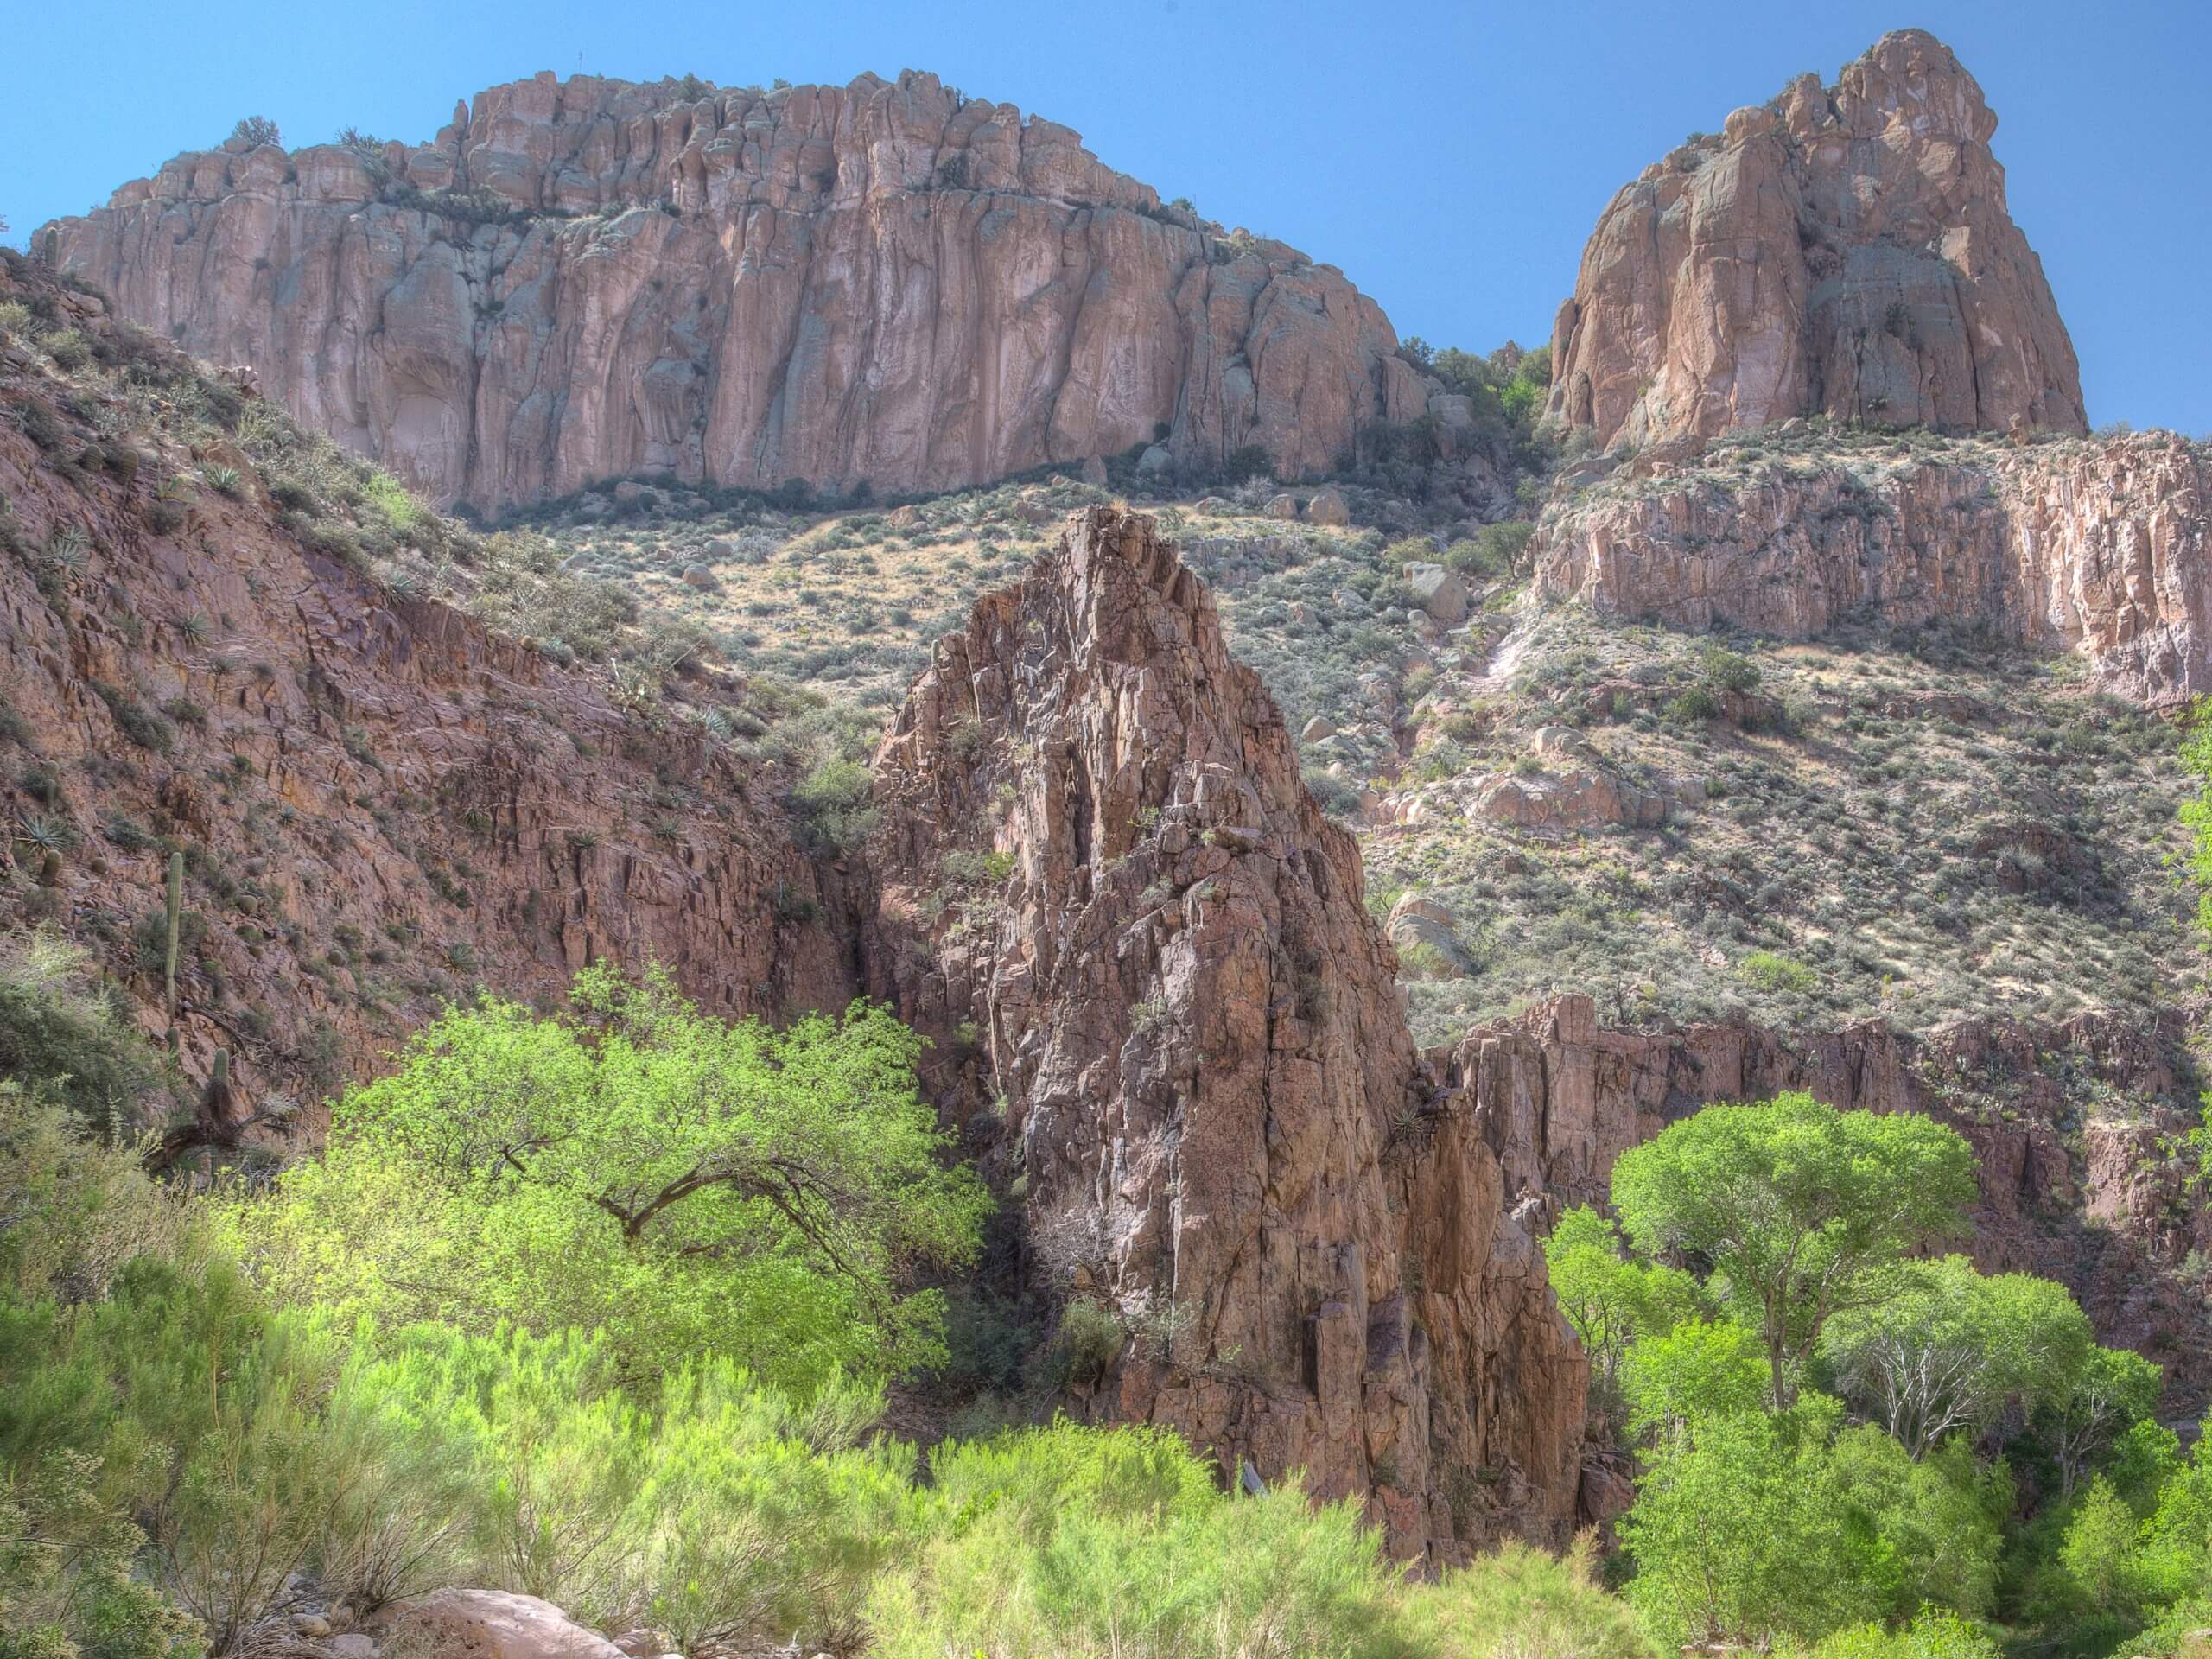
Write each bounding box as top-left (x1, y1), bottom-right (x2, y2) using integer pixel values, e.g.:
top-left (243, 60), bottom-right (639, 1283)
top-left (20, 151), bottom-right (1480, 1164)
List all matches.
top-left (38, 71), bottom-right (1427, 513)
top-left (1535, 431), bottom-right (2212, 705)
top-left (867, 505), bottom-right (1585, 1561)
top-left (1446, 995), bottom-right (2211, 1409)
top-left (0, 256), bottom-right (848, 1136)
top-left (1546, 30), bottom-right (2086, 449)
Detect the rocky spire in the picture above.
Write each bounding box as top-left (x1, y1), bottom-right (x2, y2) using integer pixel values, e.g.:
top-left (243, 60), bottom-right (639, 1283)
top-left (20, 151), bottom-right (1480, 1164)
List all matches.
top-left (1547, 29), bottom-right (2087, 448)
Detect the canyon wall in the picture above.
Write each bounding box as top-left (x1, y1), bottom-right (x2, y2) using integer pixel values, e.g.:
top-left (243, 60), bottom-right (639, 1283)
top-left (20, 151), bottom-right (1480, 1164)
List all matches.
top-left (866, 505), bottom-right (1585, 1562)
top-left (1535, 431), bottom-right (2212, 705)
top-left (37, 71), bottom-right (1429, 514)
top-left (0, 260), bottom-right (850, 1147)
top-left (1446, 994), bottom-right (2209, 1409)
top-left (1546, 29), bottom-right (2086, 450)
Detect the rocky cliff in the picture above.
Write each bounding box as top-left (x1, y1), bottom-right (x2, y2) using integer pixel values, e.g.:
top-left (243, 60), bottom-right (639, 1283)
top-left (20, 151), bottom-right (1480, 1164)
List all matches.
top-left (37, 71), bottom-right (1429, 515)
top-left (867, 505), bottom-right (1585, 1561)
top-left (1546, 29), bottom-right (2086, 450)
top-left (0, 255), bottom-right (849, 1149)
top-left (1446, 994), bottom-right (2209, 1410)
top-left (1535, 428), bottom-right (2212, 705)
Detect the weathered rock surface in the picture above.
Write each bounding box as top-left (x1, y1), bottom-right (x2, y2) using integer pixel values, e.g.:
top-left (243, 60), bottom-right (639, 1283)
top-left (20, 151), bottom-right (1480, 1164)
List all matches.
top-left (867, 505), bottom-right (1584, 1561)
top-left (0, 257), bottom-right (847, 1133)
top-left (1546, 30), bottom-right (2086, 449)
top-left (376, 1589), bottom-right (622, 1659)
top-left (39, 71), bottom-right (1426, 513)
top-left (1446, 994), bottom-right (2210, 1409)
top-left (1535, 432), bottom-right (2212, 705)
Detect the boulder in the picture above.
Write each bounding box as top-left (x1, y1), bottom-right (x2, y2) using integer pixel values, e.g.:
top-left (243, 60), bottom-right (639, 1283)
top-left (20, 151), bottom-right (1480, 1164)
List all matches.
top-left (1136, 443), bottom-right (1174, 477)
top-left (378, 1591), bottom-right (622, 1659)
top-left (1402, 562), bottom-right (1468, 626)
top-left (1299, 715), bottom-right (1337, 743)
top-left (1262, 492), bottom-right (1299, 521)
top-left (1304, 485), bottom-right (1351, 526)
top-left (1079, 455), bottom-right (1110, 487)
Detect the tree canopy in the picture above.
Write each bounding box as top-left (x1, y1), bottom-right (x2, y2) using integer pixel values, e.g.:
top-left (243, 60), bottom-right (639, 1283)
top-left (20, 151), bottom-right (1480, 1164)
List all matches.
top-left (1609, 1092), bottom-right (1978, 1405)
top-left (229, 966), bottom-right (990, 1390)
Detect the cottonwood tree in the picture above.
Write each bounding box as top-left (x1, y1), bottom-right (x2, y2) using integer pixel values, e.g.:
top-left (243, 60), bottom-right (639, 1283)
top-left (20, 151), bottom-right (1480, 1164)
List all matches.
top-left (1541, 1205), bottom-right (1700, 1422)
top-left (1609, 1092), bottom-right (1977, 1407)
top-left (1822, 1255), bottom-right (2093, 1456)
top-left (2040, 1344), bottom-right (2164, 1498)
top-left (233, 964), bottom-right (989, 1390)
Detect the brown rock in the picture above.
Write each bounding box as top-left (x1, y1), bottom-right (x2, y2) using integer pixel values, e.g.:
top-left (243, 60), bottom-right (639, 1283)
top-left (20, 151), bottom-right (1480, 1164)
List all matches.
top-left (1304, 486), bottom-right (1351, 527)
top-left (0, 254), bottom-right (847, 1123)
top-left (867, 505), bottom-right (1584, 1561)
top-left (1535, 431), bottom-right (2212, 706)
top-left (378, 1591), bottom-right (621, 1659)
top-left (1262, 492), bottom-right (1300, 521)
top-left (1547, 30), bottom-right (2086, 449)
top-left (42, 73), bottom-right (1414, 513)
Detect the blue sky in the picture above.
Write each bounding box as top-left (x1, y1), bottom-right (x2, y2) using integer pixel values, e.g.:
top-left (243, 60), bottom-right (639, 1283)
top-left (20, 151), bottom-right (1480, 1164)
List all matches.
top-left (3, 0), bottom-right (2203, 433)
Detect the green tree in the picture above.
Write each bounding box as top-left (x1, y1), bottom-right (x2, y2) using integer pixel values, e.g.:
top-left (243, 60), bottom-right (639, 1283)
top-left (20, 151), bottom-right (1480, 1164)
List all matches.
top-left (1609, 1094), bottom-right (1977, 1406)
top-left (1618, 1403), bottom-right (1883, 1650)
top-left (1541, 1205), bottom-right (1700, 1421)
top-left (2060, 1476), bottom-right (2146, 1616)
top-left (229, 967), bottom-right (989, 1390)
top-left (1821, 1255), bottom-right (2094, 1456)
top-left (2040, 1344), bottom-right (2163, 1498)
top-left (1620, 1317), bottom-right (1767, 1443)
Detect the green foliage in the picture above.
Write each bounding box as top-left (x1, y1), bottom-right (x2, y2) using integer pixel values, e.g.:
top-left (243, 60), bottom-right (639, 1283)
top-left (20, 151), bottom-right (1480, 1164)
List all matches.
top-left (1400, 1535), bottom-right (1656, 1658)
top-left (226, 117), bottom-right (280, 148)
top-left (1609, 1093), bottom-right (1976, 1405)
top-left (1736, 949), bottom-right (1817, 996)
top-left (1821, 1255), bottom-right (2093, 1455)
top-left (1621, 1318), bottom-right (1767, 1441)
top-left (1619, 1404), bottom-right (1885, 1649)
top-left (1811, 1609), bottom-right (2003, 1659)
top-left (2039, 1344), bottom-right (2164, 1497)
top-left (0, 931), bottom-right (162, 1135)
top-left (868, 1421), bottom-right (1404, 1659)
top-left (1542, 1206), bottom-right (1700, 1420)
top-left (790, 756), bottom-right (880, 855)
top-left (226, 965), bottom-right (989, 1390)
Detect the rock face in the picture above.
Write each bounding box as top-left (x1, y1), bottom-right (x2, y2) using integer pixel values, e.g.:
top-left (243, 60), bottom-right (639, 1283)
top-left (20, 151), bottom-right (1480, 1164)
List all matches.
top-left (1535, 432), bottom-right (2212, 705)
top-left (1447, 995), bottom-right (2211, 1409)
top-left (0, 257), bottom-right (848, 1132)
top-left (868, 505), bottom-right (1584, 1561)
top-left (38, 71), bottom-right (1427, 513)
top-left (1546, 30), bottom-right (2086, 450)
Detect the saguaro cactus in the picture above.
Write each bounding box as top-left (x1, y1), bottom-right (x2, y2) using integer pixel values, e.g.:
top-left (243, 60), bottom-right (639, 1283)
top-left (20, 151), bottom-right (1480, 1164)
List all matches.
top-left (163, 849), bottom-right (183, 1028)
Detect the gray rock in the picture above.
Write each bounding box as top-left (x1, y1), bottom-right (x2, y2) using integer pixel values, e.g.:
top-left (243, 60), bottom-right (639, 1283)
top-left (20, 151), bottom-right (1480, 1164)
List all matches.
top-left (1136, 443), bottom-right (1173, 476)
top-left (1402, 562), bottom-right (1469, 626)
top-left (1079, 456), bottom-right (1109, 487)
top-left (1262, 492), bottom-right (1299, 521)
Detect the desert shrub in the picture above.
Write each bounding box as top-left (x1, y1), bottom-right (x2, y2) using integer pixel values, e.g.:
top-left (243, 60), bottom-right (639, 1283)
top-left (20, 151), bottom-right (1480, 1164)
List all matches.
top-left (790, 756), bottom-right (880, 855)
top-left (0, 1086), bottom-right (179, 1306)
top-left (0, 1446), bottom-right (196, 1659)
top-left (868, 1422), bottom-right (1404, 1659)
top-left (0, 931), bottom-right (162, 1135)
top-left (1736, 948), bottom-right (1817, 997)
top-left (227, 117), bottom-right (280, 148)
top-left (1401, 1534), bottom-right (1656, 1658)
